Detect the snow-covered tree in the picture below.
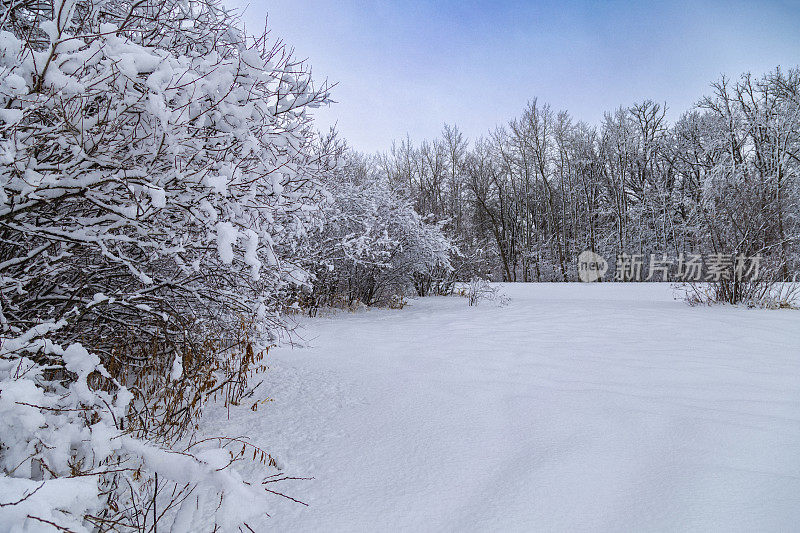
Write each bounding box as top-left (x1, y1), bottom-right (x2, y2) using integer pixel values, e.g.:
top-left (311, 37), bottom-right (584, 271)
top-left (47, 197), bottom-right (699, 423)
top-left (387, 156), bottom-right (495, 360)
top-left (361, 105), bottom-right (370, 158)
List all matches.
top-left (690, 69), bottom-right (800, 302)
top-left (302, 145), bottom-right (453, 310)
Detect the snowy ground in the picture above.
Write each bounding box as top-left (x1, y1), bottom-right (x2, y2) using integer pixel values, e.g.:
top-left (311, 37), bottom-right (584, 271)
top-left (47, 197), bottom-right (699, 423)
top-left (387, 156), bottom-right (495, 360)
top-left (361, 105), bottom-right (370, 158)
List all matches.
top-left (202, 283), bottom-right (800, 532)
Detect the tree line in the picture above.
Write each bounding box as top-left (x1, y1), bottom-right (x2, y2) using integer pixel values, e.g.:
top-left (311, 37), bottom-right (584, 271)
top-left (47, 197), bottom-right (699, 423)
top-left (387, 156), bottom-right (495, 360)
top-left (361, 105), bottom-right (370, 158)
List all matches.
top-left (376, 72), bottom-right (800, 292)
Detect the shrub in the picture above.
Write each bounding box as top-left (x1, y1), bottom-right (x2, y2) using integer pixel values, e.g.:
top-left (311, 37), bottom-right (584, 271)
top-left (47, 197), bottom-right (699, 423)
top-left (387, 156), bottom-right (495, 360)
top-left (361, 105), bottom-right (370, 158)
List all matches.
top-left (0, 0), bottom-right (329, 528)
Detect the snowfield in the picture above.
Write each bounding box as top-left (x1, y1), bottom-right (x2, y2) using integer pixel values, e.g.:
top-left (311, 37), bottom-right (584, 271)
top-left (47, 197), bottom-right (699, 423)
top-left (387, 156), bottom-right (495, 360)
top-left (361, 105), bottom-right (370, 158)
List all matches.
top-left (202, 283), bottom-right (800, 532)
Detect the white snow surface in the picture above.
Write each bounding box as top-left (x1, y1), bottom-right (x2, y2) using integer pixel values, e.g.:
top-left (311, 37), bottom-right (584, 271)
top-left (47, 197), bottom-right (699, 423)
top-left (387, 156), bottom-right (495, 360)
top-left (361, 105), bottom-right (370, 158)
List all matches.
top-left (202, 283), bottom-right (800, 532)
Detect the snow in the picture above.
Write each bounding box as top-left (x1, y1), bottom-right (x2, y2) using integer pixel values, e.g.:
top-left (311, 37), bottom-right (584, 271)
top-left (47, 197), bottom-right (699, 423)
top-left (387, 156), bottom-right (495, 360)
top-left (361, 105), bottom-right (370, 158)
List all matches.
top-left (202, 283), bottom-right (800, 531)
top-left (216, 221), bottom-right (238, 265)
top-left (243, 228), bottom-right (261, 280)
top-left (62, 343), bottom-right (101, 379)
top-left (171, 355), bottom-right (183, 381)
top-left (146, 184), bottom-right (166, 208)
top-left (0, 477), bottom-right (100, 533)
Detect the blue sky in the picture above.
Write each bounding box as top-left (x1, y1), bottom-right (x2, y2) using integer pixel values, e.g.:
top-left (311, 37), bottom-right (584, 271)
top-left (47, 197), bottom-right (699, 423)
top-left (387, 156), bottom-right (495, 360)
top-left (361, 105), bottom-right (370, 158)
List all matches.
top-left (226, 0), bottom-right (800, 153)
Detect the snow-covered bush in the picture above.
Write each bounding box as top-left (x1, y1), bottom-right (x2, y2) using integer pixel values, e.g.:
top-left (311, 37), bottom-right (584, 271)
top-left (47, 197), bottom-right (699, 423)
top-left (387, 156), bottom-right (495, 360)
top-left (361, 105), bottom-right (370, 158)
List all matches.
top-left (0, 0), bottom-right (330, 528)
top-left (1, 332), bottom-right (276, 531)
top-left (303, 149), bottom-right (454, 310)
top-left (465, 277), bottom-right (507, 307)
top-left (680, 276), bottom-right (800, 309)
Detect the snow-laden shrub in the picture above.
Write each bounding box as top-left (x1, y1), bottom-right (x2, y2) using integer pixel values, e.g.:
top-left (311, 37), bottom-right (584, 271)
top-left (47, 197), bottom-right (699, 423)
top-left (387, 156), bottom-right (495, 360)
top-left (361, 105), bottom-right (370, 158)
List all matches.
top-left (465, 277), bottom-right (508, 307)
top-left (0, 0), bottom-right (330, 528)
top-left (303, 151), bottom-right (454, 309)
top-left (1, 328), bottom-right (276, 531)
top-left (679, 277), bottom-right (800, 309)
top-left (0, 0), bottom-right (330, 350)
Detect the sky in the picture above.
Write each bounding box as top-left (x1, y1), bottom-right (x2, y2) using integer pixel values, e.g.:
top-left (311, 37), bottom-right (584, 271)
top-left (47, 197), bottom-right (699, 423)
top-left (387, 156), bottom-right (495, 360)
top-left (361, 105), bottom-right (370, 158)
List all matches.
top-left (225, 0), bottom-right (800, 153)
